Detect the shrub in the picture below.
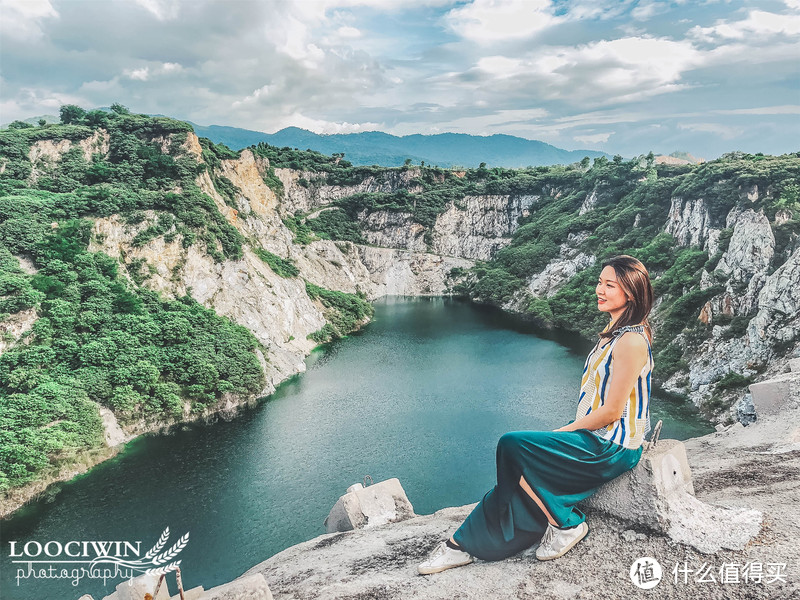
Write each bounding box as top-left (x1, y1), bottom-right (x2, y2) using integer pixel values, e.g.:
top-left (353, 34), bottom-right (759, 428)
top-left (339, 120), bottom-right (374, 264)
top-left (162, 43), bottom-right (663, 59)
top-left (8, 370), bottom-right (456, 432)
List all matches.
top-left (254, 249), bottom-right (299, 278)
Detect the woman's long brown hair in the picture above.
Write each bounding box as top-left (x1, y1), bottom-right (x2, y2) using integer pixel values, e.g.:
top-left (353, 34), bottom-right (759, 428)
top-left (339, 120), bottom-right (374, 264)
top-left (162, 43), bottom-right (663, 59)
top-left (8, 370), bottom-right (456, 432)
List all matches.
top-left (598, 255), bottom-right (654, 344)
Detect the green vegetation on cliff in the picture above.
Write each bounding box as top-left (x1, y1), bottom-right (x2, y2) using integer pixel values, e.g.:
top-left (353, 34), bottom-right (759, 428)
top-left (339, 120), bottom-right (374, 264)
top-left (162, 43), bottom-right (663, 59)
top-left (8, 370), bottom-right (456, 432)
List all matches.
top-left (305, 281), bottom-right (374, 344)
top-left (0, 106), bottom-right (267, 492)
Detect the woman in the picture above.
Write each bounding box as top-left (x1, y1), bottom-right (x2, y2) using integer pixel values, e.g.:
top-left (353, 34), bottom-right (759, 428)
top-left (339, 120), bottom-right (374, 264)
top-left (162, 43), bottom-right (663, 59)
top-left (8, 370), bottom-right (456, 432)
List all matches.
top-left (418, 255), bottom-right (654, 574)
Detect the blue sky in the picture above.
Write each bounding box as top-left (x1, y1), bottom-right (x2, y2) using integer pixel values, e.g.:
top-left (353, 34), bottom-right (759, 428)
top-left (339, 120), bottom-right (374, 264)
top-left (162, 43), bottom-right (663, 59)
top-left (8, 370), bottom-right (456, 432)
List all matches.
top-left (1, 0), bottom-right (798, 158)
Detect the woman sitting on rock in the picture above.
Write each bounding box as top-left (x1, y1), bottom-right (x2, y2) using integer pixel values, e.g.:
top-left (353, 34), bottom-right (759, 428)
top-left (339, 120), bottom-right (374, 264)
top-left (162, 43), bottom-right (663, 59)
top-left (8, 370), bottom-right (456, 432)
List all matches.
top-left (419, 254), bottom-right (655, 574)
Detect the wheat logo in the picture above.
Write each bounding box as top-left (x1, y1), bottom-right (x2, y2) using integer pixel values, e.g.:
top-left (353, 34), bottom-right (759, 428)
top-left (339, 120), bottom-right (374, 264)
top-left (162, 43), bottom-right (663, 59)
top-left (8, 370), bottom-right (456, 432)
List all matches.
top-left (88, 527), bottom-right (189, 576)
top-left (10, 526), bottom-right (190, 587)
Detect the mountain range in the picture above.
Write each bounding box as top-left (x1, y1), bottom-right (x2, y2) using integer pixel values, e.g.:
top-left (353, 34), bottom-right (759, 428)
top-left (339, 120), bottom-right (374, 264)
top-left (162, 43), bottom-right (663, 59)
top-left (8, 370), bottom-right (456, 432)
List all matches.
top-left (190, 124), bottom-right (610, 168)
top-left (5, 114), bottom-right (609, 168)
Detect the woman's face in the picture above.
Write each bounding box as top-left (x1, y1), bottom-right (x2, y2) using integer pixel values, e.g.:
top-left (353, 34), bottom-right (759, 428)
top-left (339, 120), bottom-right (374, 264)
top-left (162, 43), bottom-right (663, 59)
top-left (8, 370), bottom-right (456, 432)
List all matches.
top-left (596, 265), bottom-right (630, 317)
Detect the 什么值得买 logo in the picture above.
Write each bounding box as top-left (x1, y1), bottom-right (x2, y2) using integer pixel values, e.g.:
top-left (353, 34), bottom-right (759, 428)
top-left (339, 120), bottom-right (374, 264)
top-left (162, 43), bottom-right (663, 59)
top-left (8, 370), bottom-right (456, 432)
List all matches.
top-left (9, 526), bottom-right (189, 587)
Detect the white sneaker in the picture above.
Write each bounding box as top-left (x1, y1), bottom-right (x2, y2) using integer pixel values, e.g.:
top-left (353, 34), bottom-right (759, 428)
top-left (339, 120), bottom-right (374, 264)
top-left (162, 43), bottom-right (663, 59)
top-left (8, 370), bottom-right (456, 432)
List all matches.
top-left (535, 522), bottom-right (589, 561)
top-left (418, 541), bottom-right (474, 575)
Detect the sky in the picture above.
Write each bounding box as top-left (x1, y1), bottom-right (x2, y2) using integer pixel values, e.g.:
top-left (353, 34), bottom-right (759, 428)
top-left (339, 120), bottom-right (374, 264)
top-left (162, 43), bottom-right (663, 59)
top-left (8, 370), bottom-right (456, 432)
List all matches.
top-left (1, 0), bottom-right (798, 158)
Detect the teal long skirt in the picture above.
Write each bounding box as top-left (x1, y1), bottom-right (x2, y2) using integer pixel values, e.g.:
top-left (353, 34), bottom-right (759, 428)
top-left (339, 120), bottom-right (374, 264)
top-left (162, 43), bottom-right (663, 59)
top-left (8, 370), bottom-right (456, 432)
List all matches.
top-left (451, 428), bottom-right (643, 561)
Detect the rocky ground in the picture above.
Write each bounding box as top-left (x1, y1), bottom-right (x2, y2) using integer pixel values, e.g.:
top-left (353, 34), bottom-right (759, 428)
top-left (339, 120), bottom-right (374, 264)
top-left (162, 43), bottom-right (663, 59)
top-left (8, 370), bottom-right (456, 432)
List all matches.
top-left (237, 405), bottom-right (800, 600)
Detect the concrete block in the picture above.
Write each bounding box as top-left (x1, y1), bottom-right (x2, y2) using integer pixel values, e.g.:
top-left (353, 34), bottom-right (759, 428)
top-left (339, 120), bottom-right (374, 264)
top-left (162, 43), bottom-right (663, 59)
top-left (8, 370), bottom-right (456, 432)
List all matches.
top-left (203, 573), bottom-right (273, 600)
top-left (581, 439), bottom-right (762, 554)
top-left (113, 573), bottom-right (170, 600)
top-left (324, 477), bottom-right (415, 533)
top-left (749, 372), bottom-right (800, 415)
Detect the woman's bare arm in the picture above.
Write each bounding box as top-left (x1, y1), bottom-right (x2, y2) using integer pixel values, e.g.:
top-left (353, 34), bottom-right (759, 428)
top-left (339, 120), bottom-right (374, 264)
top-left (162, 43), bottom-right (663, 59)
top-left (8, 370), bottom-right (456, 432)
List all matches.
top-left (554, 333), bottom-right (649, 432)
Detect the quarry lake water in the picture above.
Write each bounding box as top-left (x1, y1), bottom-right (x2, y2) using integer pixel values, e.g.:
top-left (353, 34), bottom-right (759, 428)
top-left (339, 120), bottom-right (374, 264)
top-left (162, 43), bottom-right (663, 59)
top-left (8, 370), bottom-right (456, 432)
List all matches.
top-left (0, 296), bottom-right (714, 599)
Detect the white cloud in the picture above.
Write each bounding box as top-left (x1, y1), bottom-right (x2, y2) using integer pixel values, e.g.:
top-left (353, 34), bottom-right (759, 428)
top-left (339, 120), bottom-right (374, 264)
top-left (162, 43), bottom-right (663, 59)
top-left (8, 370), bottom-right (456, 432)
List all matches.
top-left (631, 1), bottom-right (670, 21)
top-left (272, 111), bottom-right (383, 134)
top-left (715, 105), bottom-right (800, 115)
top-left (471, 36), bottom-right (699, 103)
top-left (562, 0), bottom-right (634, 21)
top-left (124, 67), bottom-right (150, 81)
top-left (121, 62), bottom-right (183, 83)
top-left (690, 9), bottom-right (800, 41)
top-left (337, 26), bottom-right (362, 38)
top-left (232, 85), bottom-right (272, 108)
top-left (678, 122), bottom-right (743, 139)
top-left (0, 0), bottom-right (57, 40)
top-left (574, 132), bottom-right (612, 144)
top-left (132, 0), bottom-right (181, 21)
top-left (445, 0), bottom-right (559, 43)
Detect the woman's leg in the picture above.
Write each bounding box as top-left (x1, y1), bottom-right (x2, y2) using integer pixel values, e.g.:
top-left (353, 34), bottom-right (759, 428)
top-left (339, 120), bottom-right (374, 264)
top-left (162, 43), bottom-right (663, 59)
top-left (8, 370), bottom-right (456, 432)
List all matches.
top-left (518, 474), bottom-right (558, 526)
top-left (448, 474), bottom-right (556, 550)
top-left (496, 432), bottom-right (559, 524)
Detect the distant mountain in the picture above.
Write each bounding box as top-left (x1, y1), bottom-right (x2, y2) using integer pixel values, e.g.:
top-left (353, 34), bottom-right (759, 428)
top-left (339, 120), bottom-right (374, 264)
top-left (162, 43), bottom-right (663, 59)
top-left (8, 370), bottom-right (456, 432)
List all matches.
top-left (1, 115), bottom-right (60, 127)
top-left (1, 113), bottom-right (608, 167)
top-left (189, 123), bottom-right (610, 168)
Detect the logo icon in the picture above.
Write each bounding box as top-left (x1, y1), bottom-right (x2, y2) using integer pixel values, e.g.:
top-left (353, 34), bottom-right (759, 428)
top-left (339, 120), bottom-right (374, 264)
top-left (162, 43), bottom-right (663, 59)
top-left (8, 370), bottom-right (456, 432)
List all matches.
top-left (90, 527), bottom-right (189, 576)
top-left (630, 556), bottom-right (662, 589)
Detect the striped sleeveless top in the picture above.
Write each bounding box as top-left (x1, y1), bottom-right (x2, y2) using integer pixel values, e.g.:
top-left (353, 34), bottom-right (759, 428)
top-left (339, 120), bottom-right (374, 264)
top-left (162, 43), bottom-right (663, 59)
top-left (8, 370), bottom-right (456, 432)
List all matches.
top-left (575, 323), bottom-right (653, 449)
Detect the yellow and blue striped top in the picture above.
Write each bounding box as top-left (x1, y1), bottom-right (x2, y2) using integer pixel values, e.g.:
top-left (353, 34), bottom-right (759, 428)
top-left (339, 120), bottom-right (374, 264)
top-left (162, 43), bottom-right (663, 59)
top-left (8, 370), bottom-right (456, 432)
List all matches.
top-left (575, 324), bottom-right (653, 449)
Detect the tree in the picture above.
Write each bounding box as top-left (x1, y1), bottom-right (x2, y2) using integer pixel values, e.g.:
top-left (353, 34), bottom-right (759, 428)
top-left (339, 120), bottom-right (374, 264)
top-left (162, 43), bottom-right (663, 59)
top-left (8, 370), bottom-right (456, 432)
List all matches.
top-left (110, 103), bottom-right (130, 115)
top-left (60, 105), bottom-right (87, 125)
top-left (8, 120), bottom-right (33, 129)
top-left (38, 119), bottom-right (47, 127)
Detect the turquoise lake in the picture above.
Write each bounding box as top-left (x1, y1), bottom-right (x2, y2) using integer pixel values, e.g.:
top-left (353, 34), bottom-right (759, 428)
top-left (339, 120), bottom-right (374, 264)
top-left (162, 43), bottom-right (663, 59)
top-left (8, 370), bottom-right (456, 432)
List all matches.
top-left (0, 296), bottom-right (714, 599)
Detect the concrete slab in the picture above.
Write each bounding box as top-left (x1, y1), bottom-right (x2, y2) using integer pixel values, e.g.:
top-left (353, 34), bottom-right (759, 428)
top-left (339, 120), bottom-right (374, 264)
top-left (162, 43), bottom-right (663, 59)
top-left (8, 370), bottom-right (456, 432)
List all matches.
top-left (324, 477), bottom-right (416, 533)
top-left (749, 371), bottom-right (800, 415)
top-left (582, 439), bottom-right (762, 553)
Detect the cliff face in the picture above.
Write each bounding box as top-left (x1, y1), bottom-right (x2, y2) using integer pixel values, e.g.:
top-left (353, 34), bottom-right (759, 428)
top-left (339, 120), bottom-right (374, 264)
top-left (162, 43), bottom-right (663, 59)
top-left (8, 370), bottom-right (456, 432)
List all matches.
top-left (660, 193), bottom-right (797, 405)
top-left (88, 138), bottom-right (475, 405)
top-left (276, 167), bottom-right (423, 215)
top-left (278, 167), bottom-right (539, 261)
top-left (490, 179), bottom-right (799, 415)
top-left (352, 194), bottom-right (539, 261)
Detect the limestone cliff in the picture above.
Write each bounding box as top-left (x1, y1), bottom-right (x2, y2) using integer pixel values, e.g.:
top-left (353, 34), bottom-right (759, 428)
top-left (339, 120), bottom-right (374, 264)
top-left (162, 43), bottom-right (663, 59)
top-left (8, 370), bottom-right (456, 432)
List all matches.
top-left (82, 135), bottom-right (475, 434)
